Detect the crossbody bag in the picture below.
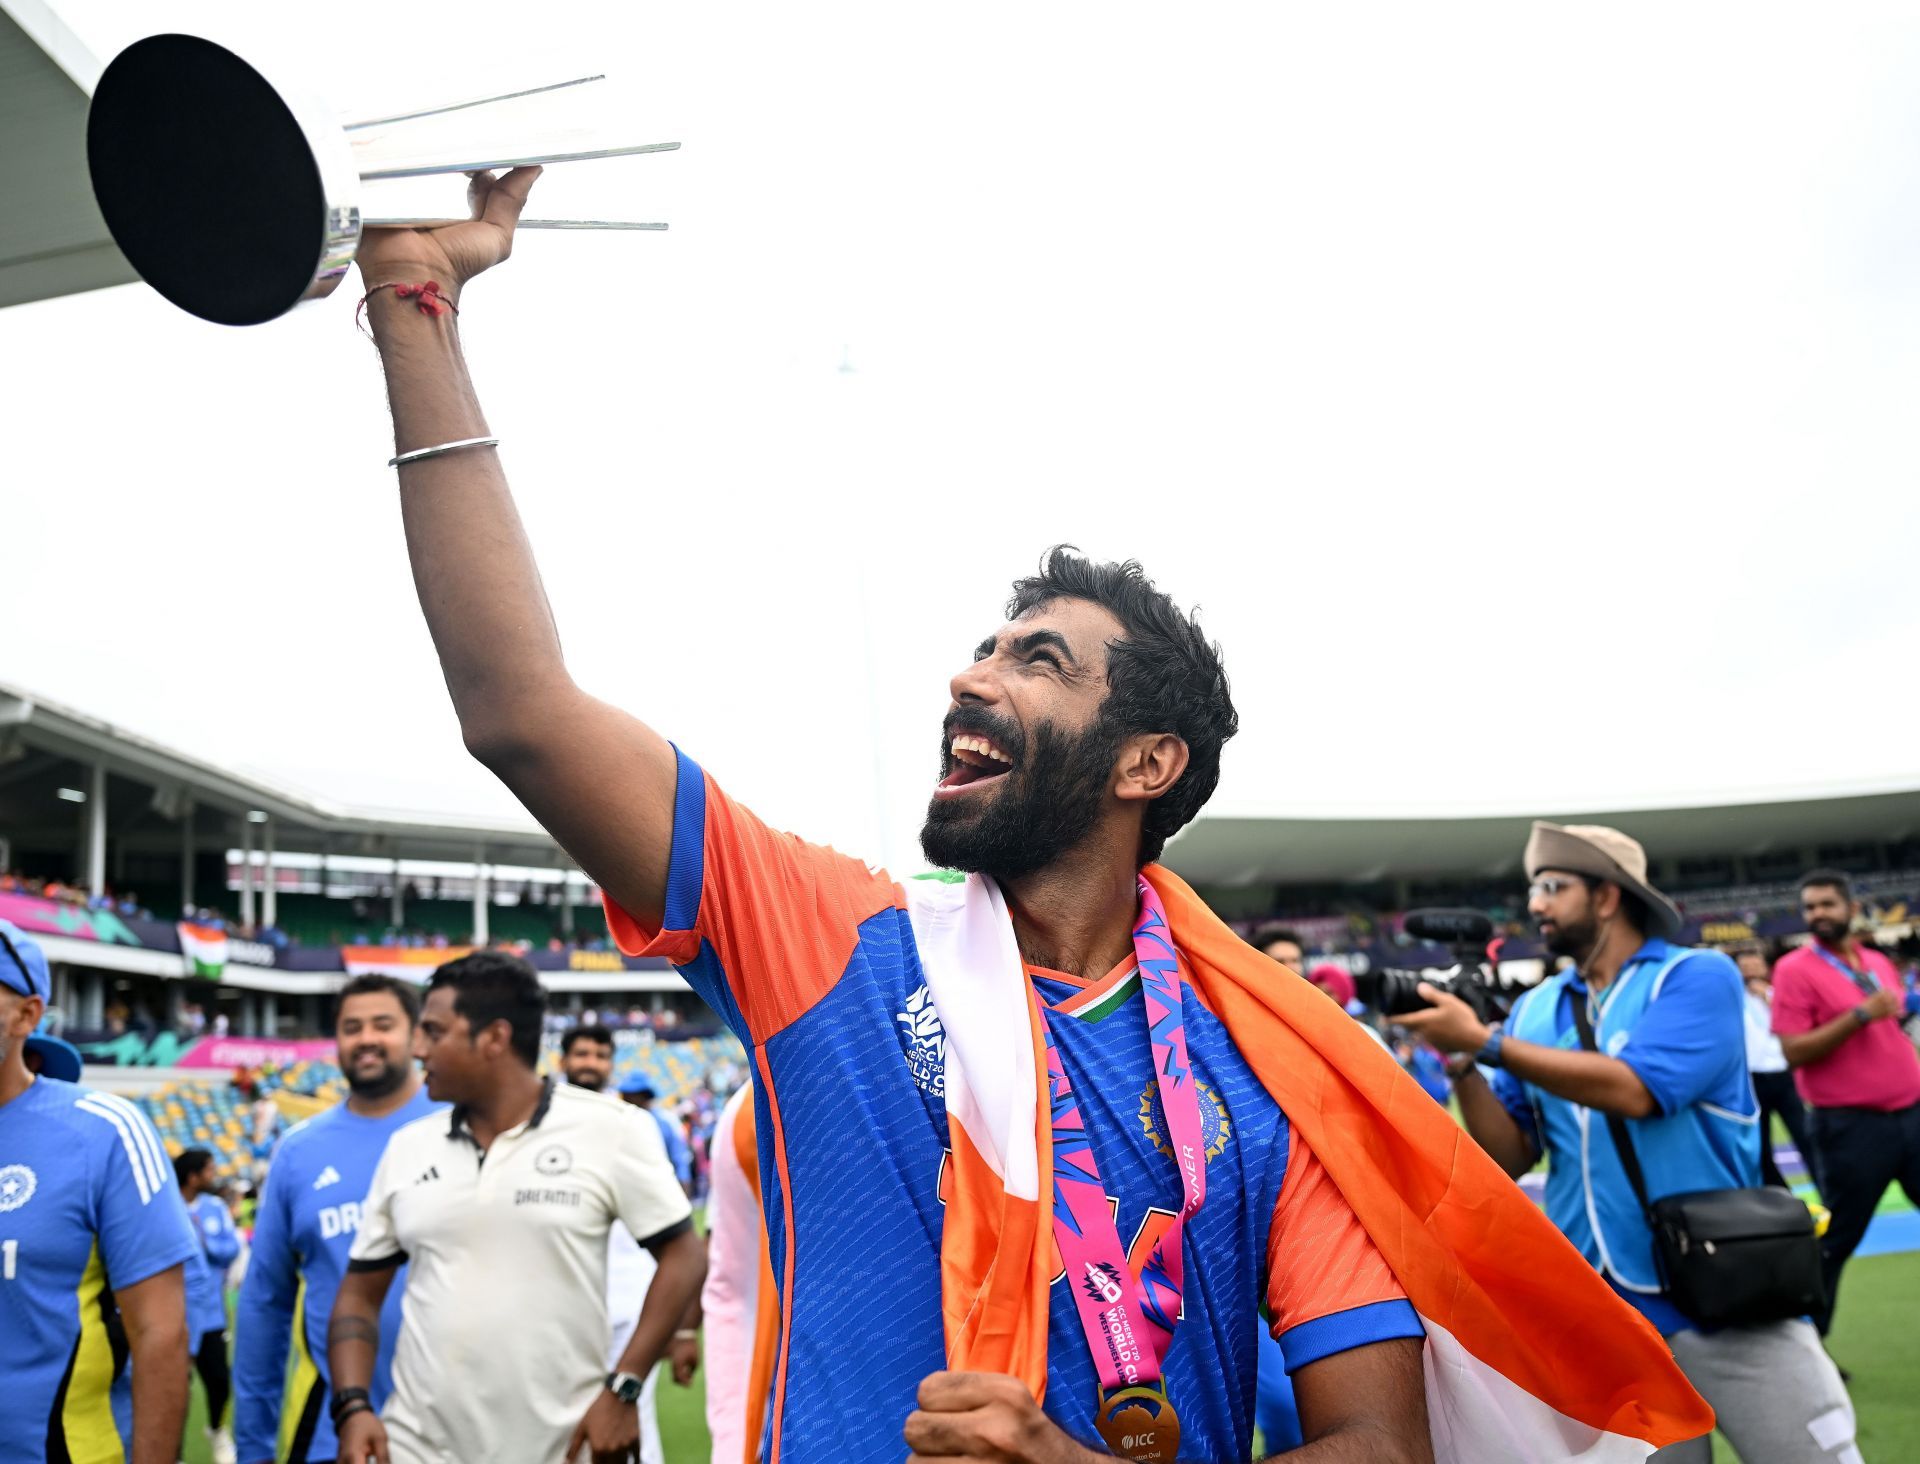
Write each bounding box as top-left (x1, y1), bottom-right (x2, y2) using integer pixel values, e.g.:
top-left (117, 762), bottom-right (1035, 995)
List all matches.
top-left (1571, 995), bottom-right (1825, 1328)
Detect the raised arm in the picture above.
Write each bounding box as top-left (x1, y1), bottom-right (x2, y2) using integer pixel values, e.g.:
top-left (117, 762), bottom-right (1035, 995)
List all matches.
top-left (355, 168), bottom-right (676, 926)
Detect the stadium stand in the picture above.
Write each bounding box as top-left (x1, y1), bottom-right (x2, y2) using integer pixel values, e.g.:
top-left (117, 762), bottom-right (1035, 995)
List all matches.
top-left (120, 1034), bottom-right (745, 1187)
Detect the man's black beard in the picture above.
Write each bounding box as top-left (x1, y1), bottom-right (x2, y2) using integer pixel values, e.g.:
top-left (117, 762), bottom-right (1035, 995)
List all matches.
top-left (920, 713), bottom-right (1125, 881)
top-left (345, 1055), bottom-right (409, 1101)
top-left (1543, 914), bottom-right (1599, 963)
top-left (566, 1070), bottom-right (606, 1092)
top-left (1807, 918), bottom-right (1850, 946)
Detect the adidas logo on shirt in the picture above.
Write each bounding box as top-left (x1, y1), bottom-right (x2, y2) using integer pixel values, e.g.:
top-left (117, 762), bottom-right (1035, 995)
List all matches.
top-left (312, 1165), bottom-right (343, 1191)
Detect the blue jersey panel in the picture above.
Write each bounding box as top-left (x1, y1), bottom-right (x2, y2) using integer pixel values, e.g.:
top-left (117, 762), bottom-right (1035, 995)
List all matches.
top-left (1034, 977), bottom-right (1291, 1462)
top-left (234, 1088), bottom-right (443, 1463)
top-left (754, 906), bottom-right (949, 1464)
top-left (0, 1078), bottom-right (196, 1464)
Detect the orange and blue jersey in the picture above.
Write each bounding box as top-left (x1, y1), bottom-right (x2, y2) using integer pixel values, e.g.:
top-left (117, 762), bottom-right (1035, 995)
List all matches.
top-left (0, 1077), bottom-right (198, 1464)
top-left (607, 749), bottom-right (1422, 1463)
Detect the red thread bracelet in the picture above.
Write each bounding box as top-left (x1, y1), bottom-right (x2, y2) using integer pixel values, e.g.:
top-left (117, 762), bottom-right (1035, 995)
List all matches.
top-left (356, 280), bottom-right (458, 334)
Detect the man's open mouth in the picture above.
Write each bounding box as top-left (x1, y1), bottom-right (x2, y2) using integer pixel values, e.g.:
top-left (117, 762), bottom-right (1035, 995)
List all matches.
top-left (936, 733), bottom-right (1016, 797)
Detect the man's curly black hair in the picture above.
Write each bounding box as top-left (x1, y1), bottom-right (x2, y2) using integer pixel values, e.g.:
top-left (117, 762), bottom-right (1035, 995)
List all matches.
top-left (1007, 546), bottom-right (1238, 865)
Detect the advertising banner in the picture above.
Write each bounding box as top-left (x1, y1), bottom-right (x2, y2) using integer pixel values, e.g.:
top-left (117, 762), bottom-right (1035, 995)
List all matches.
top-left (339, 945), bottom-right (475, 978)
top-left (0, 891), bottom-right (142, 945)
top-left (176, 1036), bottom-right (338, 1069)
top-left (339, 945), bottom-right (673, 976)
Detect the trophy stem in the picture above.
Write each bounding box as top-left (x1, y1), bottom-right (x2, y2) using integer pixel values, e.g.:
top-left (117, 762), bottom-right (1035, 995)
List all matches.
top-left (344, 75), bottom-right (608, 132)
top-left (362, 218), bottom-right (669, 231)
top-left (357, 140), bottom-right (681, 181)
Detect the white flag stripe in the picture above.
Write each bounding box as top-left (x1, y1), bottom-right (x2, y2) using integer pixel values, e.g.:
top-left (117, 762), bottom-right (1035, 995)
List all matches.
top-left (91, 1090), bottom-right (170, 1195)
top-left (1419, 1318), bottom-right (1653, 1463)
top-left (76, 1097), bottom-right (156, 1204)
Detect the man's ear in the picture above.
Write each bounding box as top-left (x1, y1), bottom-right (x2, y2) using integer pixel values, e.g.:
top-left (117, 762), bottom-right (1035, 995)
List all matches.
top-left (2, 994), bottom-right (44, 1039)
top-left (1594, 881), bottom-right (1625, 922)
top-left (1113, 732), bottom-right (1189, 806)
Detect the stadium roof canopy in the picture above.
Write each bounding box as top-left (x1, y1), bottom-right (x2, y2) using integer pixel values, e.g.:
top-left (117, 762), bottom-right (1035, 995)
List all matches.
top-left (0, 680), bottom-right (563, 882)
top-left (1166, 783), bottom-right (1920, 889)
top-left (0, 1), bottom-right (135, 312)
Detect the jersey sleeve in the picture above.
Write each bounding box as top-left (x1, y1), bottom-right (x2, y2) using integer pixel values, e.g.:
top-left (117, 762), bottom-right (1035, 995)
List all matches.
top-left (612, 1106), bottom-right (695, 1249)
top-left (196, 1195), bottom-right (242, 1269)
top-left (84, 1092), bottom-right (199, 1292)
top-left (1614, 951), bottom-right (1747, 1117)
top-left (1488, 1066), bottom-right (1541, 1153)
top-left (601, 745), bottom-right (902, 1044)
top-left (347, 1134), bottom-right (406, 1270)
top-left (234, 1145), bottom-right (301, 1464)
top-left (1768, 956), bottom-right (1822, 1038)
top-left (1265, 1125), bottom-right (1424, 1373)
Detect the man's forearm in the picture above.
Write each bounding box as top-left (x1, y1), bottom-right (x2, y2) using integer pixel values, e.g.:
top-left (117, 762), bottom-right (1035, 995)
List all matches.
top-left (1780, 1011), bottom-right (1863, 1069)
top-left (1267, 1426), bottom-right (1428, 1463)
top-left (1452, 1067), bottom-right (1536, 1177)
top-left (327, 1269), bottom-right (393, 1394)
top-left (127, 1326), bottom-right (190, 1464)
top-left (615, 1228), bottom-right (708, 1380)
top-left (365, 295), bottom-right (569, 750)
top-left (1499, 1037), bottom-right (1658, 1118)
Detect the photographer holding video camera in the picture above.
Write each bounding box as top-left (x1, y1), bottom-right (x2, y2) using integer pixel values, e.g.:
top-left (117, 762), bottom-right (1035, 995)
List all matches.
top-left (1398, 822), bottom-right (1855, 1464)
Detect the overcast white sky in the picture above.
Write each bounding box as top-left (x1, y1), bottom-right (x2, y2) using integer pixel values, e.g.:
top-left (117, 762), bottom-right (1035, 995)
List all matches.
top-left (4, 1), bottom-right (1918, 875)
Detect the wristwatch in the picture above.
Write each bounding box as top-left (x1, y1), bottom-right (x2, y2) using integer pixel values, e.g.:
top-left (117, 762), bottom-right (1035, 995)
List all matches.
top-left (1852, 1003), bottom-right (1874, 1026)
top-left (606, 1371), bottom-right (645, 1403)
top-left (1474, 1027), bottom-right (1506, 1069)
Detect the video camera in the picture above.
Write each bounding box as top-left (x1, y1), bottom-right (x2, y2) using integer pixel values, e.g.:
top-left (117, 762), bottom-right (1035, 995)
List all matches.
top-left (1352, 908), bottom-right (1522, 1025)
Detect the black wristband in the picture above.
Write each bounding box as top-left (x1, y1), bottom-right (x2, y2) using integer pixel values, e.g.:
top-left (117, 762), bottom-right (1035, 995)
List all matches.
top-left (330, 1387), bottom-right (372, 1426)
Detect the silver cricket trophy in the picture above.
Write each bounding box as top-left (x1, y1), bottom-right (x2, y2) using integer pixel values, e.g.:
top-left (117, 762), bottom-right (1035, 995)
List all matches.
top-left (86, 33), bottom-right (678, 327)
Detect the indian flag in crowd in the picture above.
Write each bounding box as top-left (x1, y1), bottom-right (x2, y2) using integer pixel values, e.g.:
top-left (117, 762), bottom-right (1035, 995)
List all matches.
top-left (177, 922), bottom-right (227, 980)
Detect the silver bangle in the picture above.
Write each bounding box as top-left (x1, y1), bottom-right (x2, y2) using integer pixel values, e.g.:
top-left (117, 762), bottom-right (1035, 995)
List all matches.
top-left (388, 435), bottom-right (499, 469)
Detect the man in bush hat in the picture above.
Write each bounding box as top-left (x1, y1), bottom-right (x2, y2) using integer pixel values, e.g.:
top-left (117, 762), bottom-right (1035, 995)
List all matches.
top-left (1399, 823), bottom-right (1856, 1464)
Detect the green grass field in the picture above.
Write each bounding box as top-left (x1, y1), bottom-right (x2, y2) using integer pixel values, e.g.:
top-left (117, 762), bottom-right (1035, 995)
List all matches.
top-left (184, 1249), bottom-right (1920, 1462)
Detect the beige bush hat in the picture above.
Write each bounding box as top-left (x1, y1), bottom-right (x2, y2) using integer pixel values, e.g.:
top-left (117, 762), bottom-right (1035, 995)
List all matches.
top-left (1523, 820), bottom-right (1684, 939)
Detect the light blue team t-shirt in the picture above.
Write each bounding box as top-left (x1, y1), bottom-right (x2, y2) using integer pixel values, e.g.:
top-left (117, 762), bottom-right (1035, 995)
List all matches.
top-left (185, 1189), bottom-right (241, 1340)
top-left (0, 1076), bottom-right (199, 1463)
top-left (1491, 940), bottom-right (1760, 1335)
top-left (648, 1107), bottom-right (693, 1186)
top-left (234, 1087), bottom-right (443, 1464)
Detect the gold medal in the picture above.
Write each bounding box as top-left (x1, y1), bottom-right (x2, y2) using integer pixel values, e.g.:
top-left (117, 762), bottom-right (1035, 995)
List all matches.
top-left (1095, 1386), bottom-right (1181, 1463)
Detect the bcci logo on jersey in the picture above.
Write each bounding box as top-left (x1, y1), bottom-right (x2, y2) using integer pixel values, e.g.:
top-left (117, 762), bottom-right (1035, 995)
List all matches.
top-left (0, 1164), bottom-right (36, 1213)
top-left (896, 984), bottom-right (946, 1098)
top-left (1138, 1080), bottom-right (1231, 1165)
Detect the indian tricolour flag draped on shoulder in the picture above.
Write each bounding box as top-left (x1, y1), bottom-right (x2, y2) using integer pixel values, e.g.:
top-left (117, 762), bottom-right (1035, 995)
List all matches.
top-left (177, 922), bottom-right (227, 980)
top-left (903, 866), bottom-right (1715, 1462)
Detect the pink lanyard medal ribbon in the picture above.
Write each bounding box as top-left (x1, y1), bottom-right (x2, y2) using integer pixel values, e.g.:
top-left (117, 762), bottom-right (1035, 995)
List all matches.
top-left (1039, 876), bottom-right (1203, 1461)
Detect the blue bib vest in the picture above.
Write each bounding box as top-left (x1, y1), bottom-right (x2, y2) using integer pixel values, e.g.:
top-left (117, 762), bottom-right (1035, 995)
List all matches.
top-left (1506, 945), bottom-right (1761, 1297)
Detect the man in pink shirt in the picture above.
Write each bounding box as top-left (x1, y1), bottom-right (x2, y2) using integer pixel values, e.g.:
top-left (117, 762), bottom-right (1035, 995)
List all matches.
top-left (1771, 868), bottom-right (1920, 1336)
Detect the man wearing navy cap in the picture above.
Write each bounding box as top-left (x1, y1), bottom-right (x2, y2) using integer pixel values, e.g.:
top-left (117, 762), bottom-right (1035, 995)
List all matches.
top-left (0, 918), bottom-right (199, 1464)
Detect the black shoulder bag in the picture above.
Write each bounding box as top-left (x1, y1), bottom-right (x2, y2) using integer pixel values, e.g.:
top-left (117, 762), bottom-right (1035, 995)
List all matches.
top-left (1570, 995), bottom-right (1825, 1328)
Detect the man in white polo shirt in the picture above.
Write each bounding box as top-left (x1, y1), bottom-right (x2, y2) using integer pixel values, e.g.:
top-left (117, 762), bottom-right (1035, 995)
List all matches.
top-left (327, 954), bottom-right (702, 1464)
